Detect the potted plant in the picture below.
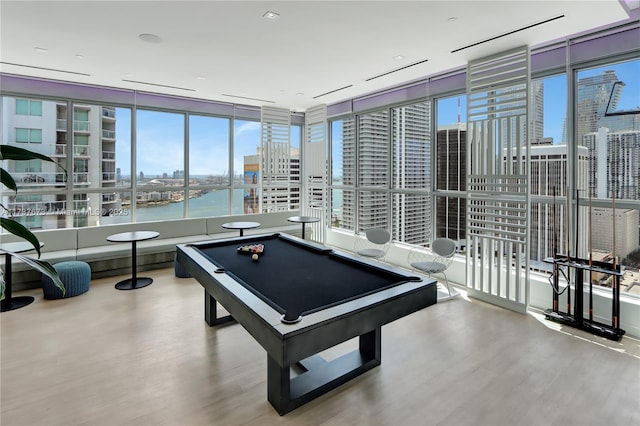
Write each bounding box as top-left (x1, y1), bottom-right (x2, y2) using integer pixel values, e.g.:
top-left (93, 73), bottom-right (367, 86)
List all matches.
top-left (1, 145), bottom-right (66, 298)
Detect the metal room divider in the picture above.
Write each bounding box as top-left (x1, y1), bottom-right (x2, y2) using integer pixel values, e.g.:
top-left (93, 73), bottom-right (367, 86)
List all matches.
top-left (465, 46), bottom-right (531, 313)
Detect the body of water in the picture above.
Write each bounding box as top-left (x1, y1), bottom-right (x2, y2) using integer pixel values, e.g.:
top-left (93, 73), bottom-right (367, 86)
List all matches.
top-left (102, 189), bottom-right (245, 225)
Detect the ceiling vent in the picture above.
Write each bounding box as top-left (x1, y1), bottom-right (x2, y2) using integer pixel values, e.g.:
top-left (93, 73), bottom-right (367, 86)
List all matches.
top-left (365, 58), bottom-right (429, 81)
top-left (451, 15), bottom-right (565, 53)
top-left (313, 85), bottom-right (354, 99)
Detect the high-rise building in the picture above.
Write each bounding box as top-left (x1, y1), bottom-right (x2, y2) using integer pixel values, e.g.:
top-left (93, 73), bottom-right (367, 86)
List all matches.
top-left (531, 79), bottom-right (546, 143)
top-left (243, 147), bottom-right (300, 214)
top-left (436, 123), bottom-right (466, 241)
top-left (392, 103), bottom-right (431, 245)
top-left (591, 206), bottom-right (639, 260)
top-left (573, 70), bottom-right (640, 146)
top-left (337, 104), bottom-right (431, 243)
top-left (1, 98), bottom-right (118, 229)
top-left (519, 142), bottom-right (589, 261)
top-left (584, 126), bottom-right (640, 199)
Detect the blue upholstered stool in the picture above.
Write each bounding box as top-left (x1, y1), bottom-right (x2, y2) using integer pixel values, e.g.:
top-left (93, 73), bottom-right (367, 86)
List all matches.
top-left (174, 254), bottom-right (192, 278)
top-left (42, 261), bottom-right (91, 299)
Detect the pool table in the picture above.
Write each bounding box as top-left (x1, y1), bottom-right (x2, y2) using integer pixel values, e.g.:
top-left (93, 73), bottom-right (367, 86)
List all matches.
top-left (176, 233), bottom-right (437, 415)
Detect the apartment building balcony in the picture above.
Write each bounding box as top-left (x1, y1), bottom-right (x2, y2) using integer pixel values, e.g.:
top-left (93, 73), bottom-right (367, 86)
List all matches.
top-left (102, 129), bottom-right (116, 140)
top-left (73, 120), bottom-right (90, 134)
top-left (55, 119), bottom-right (91, 133)
top-left (73, 173), bottom-right (90, 185)
top-left (53, 144), bottom-right (66, 157)
top-left (71, 199), bottom-right (89, 210)
top-left (12, 172), bottom-right (66, 186)
top-left (102, 151), bottom-right (116, 161)
top-left (102, 107), bottom-right (116, 120)
top-left (102, 172), bottom-right (116, 183)
top-left (73, 145), bottom-right (90, 157)
top-left (7, 200), bottom-right (66, 214)
top-left (102, 193), bottom-right (118, 203)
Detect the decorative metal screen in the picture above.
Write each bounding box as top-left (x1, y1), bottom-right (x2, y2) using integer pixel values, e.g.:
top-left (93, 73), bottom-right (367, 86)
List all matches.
top-left (303, 104), bottom-right (327, 242)
top-left (465, 46), bottom-right (531, 313)
top-left (261, 106), bottom-right (291, 212)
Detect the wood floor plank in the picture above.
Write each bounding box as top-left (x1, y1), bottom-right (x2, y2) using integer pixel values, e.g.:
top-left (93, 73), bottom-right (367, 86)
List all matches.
top-left (1, 268), bottom-right (638, 425)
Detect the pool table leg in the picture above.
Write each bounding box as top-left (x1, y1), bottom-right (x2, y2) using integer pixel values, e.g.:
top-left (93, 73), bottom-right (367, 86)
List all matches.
top-left (267, 327), bottom-right (382, 415)
top-left (204, 289), bottom-right (235, 326)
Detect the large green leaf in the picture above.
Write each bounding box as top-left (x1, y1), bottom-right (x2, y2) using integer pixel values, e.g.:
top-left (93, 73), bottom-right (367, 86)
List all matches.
top-left (0, 218), bottom-right (43, 258)
top-left (0, 145), bottom-right (68, 181)
top-left (1, 167), bottom-right (17, 193)
top-left (0, 252), bottom-right (65, 297)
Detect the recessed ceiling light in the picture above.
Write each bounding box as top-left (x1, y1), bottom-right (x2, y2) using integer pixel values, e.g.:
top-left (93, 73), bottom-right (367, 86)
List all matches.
top-left (263, 10), bottom-right (280, 20)
top-left (75, 54), bottom-right (84, 59)
top-left (296, 92), bottom-right (304, 96)
top-left (196, 75), bottom-right (207, 80)
top-left (392, 55), bottom-right (405, 60)
top-left (138, 33), bottom-right (163, 43)
top-left (448, 16), bottom-right (458, 21)
top-left (34, 47), bottom-right (48, 53)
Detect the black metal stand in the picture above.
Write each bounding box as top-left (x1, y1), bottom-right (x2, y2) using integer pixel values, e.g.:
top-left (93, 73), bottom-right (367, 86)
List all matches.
top-left (1, 252), bottom-right (35, 312)
top-left (115, 241), bottom-right (153, 290)
top-left (544, 255), bottom-right (625, 341)
top-left (267, 328), bottom-right (381, 415)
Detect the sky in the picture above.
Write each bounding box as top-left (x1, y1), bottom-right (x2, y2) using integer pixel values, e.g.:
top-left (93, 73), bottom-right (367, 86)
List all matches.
top-left (117, 60), bottom-right (639, 176)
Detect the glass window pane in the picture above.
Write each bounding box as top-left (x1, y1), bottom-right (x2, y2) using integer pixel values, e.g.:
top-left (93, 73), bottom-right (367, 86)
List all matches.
top-left (30, 129), bottom-right (42, 143)
top-left (188, 189), bottom-right (230, 218)
top-left (189, 115), bottom-right (230, 186)
top-left (358, 110), bottom-right (389, 188)
top-left (136, 110), bottom-right (184, 184)
top-left (358, 190), bottom-right (388, 233)
top-left (331, 117), bottom-right (356, 187)
top-left (233, 119), bottom-right (260, 212)
top-left (576, 59), bottom-right (640, 296)
top-left (392, 101), bottom-right (430, 189)
top-left (114, 107), bottom-right (132, 189)
top-left (30, 100), bottom-right (42, 116)
top-left (392, 193), bottom-right (430, 245)
top-left (578, 60), bottom-right (640, 201)
top-left (527, 74), bottom-right (570, 264)
top-left (16, 128), bottom-right (28, 142)
top-left (231, 187), bottom-right (245, 215)
top-left (16, 99), bottom-right (28, 115)
top-left (435, 94), bottom-right (467, 242)
top-left (390, 101), bottom-right (431, 244)
top-left (135, 189), bottom-right (184, 222)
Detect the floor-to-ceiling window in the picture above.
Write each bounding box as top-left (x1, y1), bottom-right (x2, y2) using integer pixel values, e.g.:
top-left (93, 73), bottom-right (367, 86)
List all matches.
top-left (358, 109), bottom-right (389, 233)
top-left (526, 74), bottom-right (570, 268)
top-left (576, 58), bottom-right (640, 297)
top-left (2, 93), bottom-right (301, 230)
top-left (435, 94), bottom-right (467, 246)
top-left (233, 118), bottom-right (261, 215)
top-left (329, 100), bottom-right (432, 245)
top-left (391, 101), bottom-right (431, 245)
top-left (329, 117), bottom-right (356, 231)
top-left (187, 115), bottom-right (231, 218)
top-left (135, 109), bottom-right (185, 222)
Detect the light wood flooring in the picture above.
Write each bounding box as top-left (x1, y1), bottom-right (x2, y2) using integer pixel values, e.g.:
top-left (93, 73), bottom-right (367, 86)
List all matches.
top-left (1, 268), bottom-right (639, 426)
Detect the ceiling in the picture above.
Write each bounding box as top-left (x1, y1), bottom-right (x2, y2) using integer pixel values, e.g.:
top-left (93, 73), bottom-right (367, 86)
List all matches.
top-left (0, 1), bottom-right (634, 112)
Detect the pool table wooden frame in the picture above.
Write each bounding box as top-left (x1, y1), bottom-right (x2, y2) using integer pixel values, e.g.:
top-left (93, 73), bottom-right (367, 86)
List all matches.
top-left (177, 233), bottom-right (437, 415)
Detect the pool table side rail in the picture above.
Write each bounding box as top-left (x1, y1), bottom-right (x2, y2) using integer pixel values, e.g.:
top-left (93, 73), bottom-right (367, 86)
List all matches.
top-left (177, 239), bottom-right (437, 366)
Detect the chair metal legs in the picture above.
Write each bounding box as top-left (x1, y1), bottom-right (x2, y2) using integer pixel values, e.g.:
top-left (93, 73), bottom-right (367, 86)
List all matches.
top-left (438, 272), bottom-right (459, 301)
